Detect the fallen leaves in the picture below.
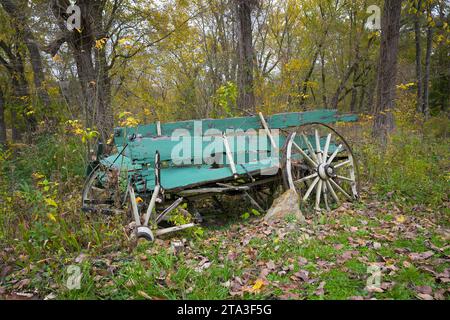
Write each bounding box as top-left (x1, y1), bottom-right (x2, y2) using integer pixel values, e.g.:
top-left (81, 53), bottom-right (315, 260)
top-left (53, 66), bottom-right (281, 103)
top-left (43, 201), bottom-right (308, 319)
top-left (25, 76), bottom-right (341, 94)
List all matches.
top-left (416, 293), bottom-right (434, 300)
top-left (291, 270), bottom-right (309, 282)
top-left (251, 279), bottom-right (265, 292)
top-left (194, 257), bottom-right (212, 272)
top-left (315, 281), bottom-right (326, 296)
top-left (395, 215), bottom-right (406, 223)
top-left (408, 251), bottom-right (434, 261)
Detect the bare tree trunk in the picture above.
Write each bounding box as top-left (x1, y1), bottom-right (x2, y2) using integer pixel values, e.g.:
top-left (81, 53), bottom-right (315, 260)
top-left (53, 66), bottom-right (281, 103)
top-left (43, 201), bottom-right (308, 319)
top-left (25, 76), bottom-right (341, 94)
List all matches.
top-left (422, 24), bottom-right (432, 119)
top-left (350, 82), bottom-right (358, 113)
top-left (50, 0), bottom-right (113, 142)
top-left (0, 88), bottom-right (6, 146)
top-left (298, 48), bottom-right (320, 108)
top-left (236, 0), bottom-right (256, 113)
top-left (320, 51), bottom-right (327, 108)
top-left (414, 0), bottom-right (423, 113)
top-left (372, 0), bottom-right (403, 144)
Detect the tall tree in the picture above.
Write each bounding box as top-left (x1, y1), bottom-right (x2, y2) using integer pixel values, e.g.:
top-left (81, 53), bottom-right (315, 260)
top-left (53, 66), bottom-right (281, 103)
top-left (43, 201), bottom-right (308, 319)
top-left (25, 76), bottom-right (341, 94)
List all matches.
top-left (236, 0), bottom-right (256, 113)
top-left (413, 0), bottom-right (423, 113)
top-left (0, 40), bottom-right (36, 138)
top-left (372, 0), bottom-right (403, 143)
top-left (49, 0), bottom-right (118, 142)
top-left (0, 0), bottom-right (51, 109)
top-left (422, 2), bottom-right (434, 119)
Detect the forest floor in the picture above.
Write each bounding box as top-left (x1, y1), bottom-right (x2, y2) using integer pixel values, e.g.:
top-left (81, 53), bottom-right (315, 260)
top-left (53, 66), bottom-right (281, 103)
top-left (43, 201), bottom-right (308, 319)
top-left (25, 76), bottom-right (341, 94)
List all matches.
top-left (1, 185), bottom-right (449, 300)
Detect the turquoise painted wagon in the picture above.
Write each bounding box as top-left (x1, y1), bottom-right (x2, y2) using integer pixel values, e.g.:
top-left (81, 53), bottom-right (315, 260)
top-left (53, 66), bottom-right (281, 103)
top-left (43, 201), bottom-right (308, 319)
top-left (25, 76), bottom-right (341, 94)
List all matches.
top-left (82, 109), bottom-right (359, 241)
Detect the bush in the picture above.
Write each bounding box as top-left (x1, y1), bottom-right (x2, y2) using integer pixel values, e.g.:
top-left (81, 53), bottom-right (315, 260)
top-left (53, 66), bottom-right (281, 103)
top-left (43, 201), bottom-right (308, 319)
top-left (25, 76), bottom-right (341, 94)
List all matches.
top-left (360, 124), bottom-right (449, 208)
top-left (6, 132), bottom-right (86, 185)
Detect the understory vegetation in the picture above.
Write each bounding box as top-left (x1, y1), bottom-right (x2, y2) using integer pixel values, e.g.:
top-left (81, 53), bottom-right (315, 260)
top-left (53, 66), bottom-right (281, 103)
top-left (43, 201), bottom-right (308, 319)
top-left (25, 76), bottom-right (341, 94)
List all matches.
top-left (0, 115), bottom-right (448, 300)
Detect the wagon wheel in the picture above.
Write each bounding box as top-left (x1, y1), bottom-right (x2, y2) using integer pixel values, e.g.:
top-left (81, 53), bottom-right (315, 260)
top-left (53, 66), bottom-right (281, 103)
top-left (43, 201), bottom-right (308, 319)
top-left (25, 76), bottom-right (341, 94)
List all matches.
top-left (81, 163), bottom-right (127, 215)
top-left (282, 123), bottom-right (359, 212)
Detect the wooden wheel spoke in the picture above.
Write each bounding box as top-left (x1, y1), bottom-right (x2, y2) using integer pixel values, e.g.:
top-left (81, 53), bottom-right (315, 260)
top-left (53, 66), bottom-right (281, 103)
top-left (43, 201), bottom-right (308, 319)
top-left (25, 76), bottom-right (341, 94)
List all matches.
top-left (292, 140), bottom-right (317, 167)
top-left (335, 175), bottom-right (354, 182)
top-left (314, 129), bottom-right (323, 163)
top-left (315, 179), bottom-right (323, 210)
top-left (294, 172), bottom-right (318, 184)
top-left (334, 159), bottom-right (351, 169)
top-left (322, 133), bottom-right (332, 163)
top-left (327, 144), bottom-right (343, 164)
top-left (329, 178), bottom-right (352, 200)
top-left (326, 180), bottom-right (340, 204)
top-left (303, 177), bottom-right (319, 201)
top-left (323, 182), bottom-right (330, 211)
top-left (301, 133), bottom-right (319, 164)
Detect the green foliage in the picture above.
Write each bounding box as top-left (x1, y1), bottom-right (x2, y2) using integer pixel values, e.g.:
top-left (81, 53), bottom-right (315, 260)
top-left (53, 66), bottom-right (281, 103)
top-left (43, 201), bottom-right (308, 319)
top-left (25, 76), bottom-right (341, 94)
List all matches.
top-left (240, 208), bottom-right (260, 220)
top-left (213, 82), bottom-right (238, 117)
top-left (6, 133), bottom-right (85, 184)
top-left (360, 120), bottom-right (449, 207)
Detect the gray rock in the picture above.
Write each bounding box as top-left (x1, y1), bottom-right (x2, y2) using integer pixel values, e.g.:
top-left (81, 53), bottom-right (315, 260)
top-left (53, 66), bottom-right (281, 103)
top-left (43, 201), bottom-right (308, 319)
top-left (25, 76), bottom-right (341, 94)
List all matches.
top-left (264, 189), bottom-right (305, 223)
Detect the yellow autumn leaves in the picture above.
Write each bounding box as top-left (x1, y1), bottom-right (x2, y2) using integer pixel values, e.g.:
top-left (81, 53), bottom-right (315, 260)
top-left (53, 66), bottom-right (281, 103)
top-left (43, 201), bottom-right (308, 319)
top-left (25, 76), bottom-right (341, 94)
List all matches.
top-left (118, 111), bottom-right (140, 127)
top-left (31, 172), bottom-right (59, 223)
top-left (65, 120), bottom-right (99, 144)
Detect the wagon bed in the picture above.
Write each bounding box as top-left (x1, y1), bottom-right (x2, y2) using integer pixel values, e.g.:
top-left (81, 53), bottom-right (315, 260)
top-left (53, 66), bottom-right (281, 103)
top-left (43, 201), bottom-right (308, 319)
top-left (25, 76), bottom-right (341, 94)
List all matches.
top-left (82, 109), bottom-right (359, 241)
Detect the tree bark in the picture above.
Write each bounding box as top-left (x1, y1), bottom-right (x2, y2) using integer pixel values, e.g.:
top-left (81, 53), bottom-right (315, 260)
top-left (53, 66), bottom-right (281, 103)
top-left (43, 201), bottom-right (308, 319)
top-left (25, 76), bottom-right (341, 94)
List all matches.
top-left (422, 24), bottom-right (432, 119)
top-left (320, 51), bottom-right (327, 108)
top-left (236, 0), bottom-right (256, 113)
top-left (414, 0), bottom-right (423, 113)
top-left (372, 0), bottom-right (403, 144)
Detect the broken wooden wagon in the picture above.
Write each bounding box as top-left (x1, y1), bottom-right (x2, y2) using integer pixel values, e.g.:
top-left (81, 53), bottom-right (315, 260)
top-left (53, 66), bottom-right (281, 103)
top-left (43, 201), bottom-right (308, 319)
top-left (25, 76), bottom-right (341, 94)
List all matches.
top-left (82, 110), bottom-right (359, 241)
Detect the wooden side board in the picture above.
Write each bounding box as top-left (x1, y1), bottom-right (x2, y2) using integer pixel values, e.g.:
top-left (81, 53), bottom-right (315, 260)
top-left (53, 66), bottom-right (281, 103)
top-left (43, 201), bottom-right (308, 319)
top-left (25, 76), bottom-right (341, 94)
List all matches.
top-left (113, 109), bottom-right (358, 147)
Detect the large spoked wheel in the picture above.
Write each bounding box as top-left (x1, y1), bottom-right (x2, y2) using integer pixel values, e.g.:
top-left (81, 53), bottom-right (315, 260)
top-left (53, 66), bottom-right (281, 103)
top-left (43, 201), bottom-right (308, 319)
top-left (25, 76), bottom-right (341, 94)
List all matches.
top-left (81, 163), bottom-right (127, 215)
top-left (282, 123), bottom-right (359, 212)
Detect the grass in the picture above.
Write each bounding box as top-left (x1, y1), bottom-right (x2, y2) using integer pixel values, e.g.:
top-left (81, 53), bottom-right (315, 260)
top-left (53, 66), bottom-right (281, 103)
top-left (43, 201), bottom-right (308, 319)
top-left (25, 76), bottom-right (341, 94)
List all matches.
top-left (0, 117), bottom-right (449, 300)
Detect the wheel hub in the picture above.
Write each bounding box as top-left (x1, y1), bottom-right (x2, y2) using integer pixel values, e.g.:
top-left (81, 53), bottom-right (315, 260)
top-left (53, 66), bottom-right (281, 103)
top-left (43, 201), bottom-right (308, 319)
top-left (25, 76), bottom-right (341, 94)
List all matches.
top-left (317, 163), bottom-right (335, 180)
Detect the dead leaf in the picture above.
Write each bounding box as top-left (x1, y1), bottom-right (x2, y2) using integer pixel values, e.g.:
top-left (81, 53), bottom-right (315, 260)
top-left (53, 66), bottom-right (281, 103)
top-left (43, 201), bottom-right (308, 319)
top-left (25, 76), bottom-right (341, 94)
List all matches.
top-left (251, 279), bottom-right (265, 292)
top-left (415, 285), bottom-right (433, 295)
top-left (14, 279), bottom-right (30, 290)
top-left (315, 281), bottom-right (326, 296)
top-left (298, 257), bottom-right (308, 266)
top-left (266, 260), bottom-right (276, 270)
top-left (137, 290), bottom-right (152, 300)
top-left (75, 253), bottom-right (88, 263)
top-left (293, 270), bottom-right (309, 282)
top-left (280, 292), bottom-right (301, 300)
top-left (408, 251), bottom-right (434, 261)
top-left (417, 293), bottom-right (434, 300)
top-left (373, 242), bottom-right (382, 249)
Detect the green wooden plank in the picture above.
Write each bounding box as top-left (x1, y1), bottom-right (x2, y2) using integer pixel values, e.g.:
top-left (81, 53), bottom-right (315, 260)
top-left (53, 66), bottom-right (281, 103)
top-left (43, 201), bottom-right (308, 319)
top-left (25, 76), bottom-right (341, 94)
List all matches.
top-left (113, 109), bottom-right (357, 147)
top-left (135, 157), bottom-right (280, 192)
